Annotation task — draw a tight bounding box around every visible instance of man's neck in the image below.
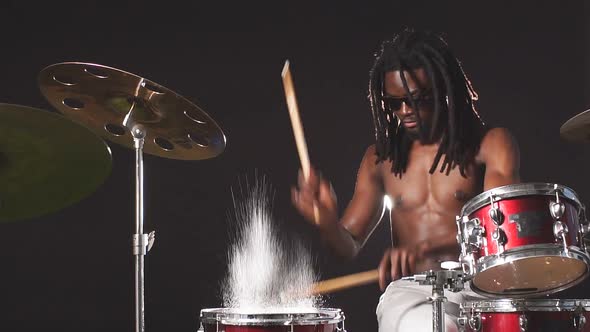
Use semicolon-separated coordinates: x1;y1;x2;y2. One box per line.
410;131;444;149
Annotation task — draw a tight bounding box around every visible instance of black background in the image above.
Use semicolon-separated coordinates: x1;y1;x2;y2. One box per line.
0;1;588;331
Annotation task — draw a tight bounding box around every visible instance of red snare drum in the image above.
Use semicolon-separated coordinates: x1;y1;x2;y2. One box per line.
198;308;345;332
457;183;590;297
459;299;590;332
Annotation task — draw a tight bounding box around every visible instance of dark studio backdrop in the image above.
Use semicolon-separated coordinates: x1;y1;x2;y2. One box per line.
0;1;588;331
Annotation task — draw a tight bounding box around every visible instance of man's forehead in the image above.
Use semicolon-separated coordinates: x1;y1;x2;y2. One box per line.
384;68;431;92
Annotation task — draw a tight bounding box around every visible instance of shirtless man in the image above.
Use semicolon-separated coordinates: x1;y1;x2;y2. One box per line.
291;29;520;331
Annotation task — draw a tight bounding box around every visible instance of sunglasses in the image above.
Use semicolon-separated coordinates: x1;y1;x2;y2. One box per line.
382;92;433;112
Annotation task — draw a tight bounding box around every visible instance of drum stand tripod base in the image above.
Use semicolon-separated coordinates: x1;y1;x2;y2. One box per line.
429;287;447;332
403;267;464;332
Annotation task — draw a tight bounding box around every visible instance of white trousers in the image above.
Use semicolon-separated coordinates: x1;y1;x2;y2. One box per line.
376;280;483;332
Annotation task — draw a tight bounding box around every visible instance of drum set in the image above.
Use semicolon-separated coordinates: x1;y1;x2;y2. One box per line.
4;59;590;332
397;111;590;331
399;181;590;331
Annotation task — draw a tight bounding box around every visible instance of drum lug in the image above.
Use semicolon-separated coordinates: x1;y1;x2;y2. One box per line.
553;221;569;239
551;189;570;254
468;312;481;331
519;313;528;332
489;207;504;226
461;252;476;276
574;303;587;331
457;315;467;331
492;228;507;246
457;216;484;274
464;217;485;249
553;220;570;254
488;193;504;226
579;205;589;235
550;201;565;219
337;314;346;332
456;215;467;252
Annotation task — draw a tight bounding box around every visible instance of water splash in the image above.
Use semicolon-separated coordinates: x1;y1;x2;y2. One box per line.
222;178;322;312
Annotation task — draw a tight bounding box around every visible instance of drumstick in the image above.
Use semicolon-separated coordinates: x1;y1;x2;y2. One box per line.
281;60;311;179
310;269;379;295
281;60;320;222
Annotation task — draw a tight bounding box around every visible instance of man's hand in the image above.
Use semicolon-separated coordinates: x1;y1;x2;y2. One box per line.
291;167;339;231
378;242;430;291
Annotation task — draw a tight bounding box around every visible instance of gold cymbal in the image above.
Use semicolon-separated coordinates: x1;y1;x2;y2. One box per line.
560;109;590;142
0;103;112;222
38;62;226;160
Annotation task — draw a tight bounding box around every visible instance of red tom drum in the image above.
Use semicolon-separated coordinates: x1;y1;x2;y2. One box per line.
459;299;590;332
457;183;590;297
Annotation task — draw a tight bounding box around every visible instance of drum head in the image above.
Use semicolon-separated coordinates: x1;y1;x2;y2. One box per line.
199;308;344;326
471;246;590;297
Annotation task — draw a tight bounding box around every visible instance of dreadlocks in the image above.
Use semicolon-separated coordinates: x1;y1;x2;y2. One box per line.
368;28;487;177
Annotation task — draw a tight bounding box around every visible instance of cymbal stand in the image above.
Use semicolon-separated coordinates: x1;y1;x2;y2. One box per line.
402;266;465;332
128;120;155;332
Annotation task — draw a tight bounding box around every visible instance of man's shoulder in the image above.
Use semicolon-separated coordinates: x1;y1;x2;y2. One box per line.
360;144;385;175
362;144;382;165
480;127;517;147
477;127;519;162
364;144;377;157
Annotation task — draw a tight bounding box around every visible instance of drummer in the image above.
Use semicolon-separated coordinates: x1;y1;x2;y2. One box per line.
291;28;520;332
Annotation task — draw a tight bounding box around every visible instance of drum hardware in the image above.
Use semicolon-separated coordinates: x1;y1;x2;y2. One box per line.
38;62;226;332
519;313;528;332
402;261;465;332
456;215;485;275
574;303;587;331
488;193;506;254
457;307;482;332
488;194;504;225
0;103;112;222
579;208;589;253
550;185;570;254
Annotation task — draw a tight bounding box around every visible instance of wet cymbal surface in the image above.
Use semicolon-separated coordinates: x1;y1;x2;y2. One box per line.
560;109;590;142
0;103;112;222
39;62;226;160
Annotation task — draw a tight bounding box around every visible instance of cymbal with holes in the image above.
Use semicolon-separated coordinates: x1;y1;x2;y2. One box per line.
0;103;112;222
560;109;590;143
38;62;226;160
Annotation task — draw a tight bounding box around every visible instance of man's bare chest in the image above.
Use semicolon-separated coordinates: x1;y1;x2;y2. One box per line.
380;155;483;211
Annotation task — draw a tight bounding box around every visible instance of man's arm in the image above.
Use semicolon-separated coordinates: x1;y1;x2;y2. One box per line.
477;127;521;190
292;145;385;259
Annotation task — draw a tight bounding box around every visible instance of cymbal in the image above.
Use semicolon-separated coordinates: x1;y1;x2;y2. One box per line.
38;62;226;160
0;103;112;222
560;109;590;142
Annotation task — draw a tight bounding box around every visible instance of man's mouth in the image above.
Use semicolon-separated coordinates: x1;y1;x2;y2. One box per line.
402;119;418;128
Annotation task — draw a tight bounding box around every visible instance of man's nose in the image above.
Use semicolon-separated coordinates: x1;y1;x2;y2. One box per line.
399;101;414;115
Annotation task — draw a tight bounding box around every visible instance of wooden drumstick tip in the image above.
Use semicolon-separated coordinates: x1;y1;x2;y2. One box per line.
313;204;320;224
281;60;290;78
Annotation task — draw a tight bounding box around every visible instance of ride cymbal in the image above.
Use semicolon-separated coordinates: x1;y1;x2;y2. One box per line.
38;62;226;160
560;109;590;142
0;103;112;222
